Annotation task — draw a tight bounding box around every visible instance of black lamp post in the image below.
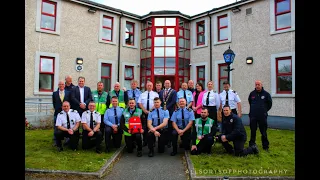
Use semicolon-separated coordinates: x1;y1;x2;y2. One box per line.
223;46;235;83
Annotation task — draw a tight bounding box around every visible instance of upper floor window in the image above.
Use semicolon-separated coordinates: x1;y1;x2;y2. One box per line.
218;14;228;42
276;57;292;94
270;0;295;34
36;0;61;35
197;21;205;45
102;16;113;41
101;63;112;92
125;21;135;46
213;12;231;45
197;66;205;86
125;65;134;80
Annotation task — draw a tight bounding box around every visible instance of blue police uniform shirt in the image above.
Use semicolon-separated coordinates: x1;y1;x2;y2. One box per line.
176;89;194;104
127;88;141;107
171;107;195;128
147;107;169;127
104;106;124;126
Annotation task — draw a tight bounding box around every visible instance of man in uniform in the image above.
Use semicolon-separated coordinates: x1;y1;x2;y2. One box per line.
126;79;141;108
107;82;128;109
147;97;169;157
170;98;194;156
120;98;144;157
216;105;259;156
81;101;103;154
55;101;81;152
187;80;195;93
91;81;108;139
176;82;193;109
190;107;216;155
104;96;124;152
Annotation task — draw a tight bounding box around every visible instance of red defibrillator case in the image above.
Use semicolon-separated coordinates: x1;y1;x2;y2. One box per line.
128;116;143;134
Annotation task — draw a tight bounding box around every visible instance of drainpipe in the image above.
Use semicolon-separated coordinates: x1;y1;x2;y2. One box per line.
117;12;123;82
208;11;213;80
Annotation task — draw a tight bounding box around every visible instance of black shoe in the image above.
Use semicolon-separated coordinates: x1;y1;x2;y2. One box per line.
251;145;259;154
105;148;110;153
137;151;142;157
96;149;102;154
57;147;63;152
170;151;177;156
263;147;269;152
148;150;154;157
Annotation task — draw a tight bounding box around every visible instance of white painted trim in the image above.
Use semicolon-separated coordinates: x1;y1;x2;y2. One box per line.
191;62;209;88
270;51;295;97
99;12;118;45
214;60;233;92
191;17;209;49
213;11;232;45
98;59;117;87
120;62;139;90
122;18;140;49
36;0;61;35
270;0;295;35
34;51;60;95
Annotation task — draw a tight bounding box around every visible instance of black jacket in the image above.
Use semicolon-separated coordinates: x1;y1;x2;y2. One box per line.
222;113;246;142
248;87;272;118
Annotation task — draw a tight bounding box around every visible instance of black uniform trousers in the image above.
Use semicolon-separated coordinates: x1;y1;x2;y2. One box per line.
141;112;150;144
124;133;142;153
55;129;80;150
82;130;102;150
222;139;255;156
100;114;105;139
191;135;214;155
172;129;191;153
164;112;173;146
105;126;123;149
249;115;269;149
148;129;167;153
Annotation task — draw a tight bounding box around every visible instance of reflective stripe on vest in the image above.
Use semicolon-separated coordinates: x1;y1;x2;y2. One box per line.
194;118;214;145
92;91;108;115
109;90;126;109
123;108;142;136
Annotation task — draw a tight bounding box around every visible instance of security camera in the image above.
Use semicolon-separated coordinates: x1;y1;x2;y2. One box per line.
189;63;192;66
137;64;140;67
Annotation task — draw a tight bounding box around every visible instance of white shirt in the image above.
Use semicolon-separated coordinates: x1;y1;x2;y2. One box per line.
202;90;221;110
56;109;81;129
219;89;241;109
78;86;85;103
138;90;159;110
81;110;101;129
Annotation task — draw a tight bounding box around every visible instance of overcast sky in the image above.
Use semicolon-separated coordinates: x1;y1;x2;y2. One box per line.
90;0;238;16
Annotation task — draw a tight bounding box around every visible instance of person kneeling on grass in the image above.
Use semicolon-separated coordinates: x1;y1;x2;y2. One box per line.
215;105;259;156
190;107;216;155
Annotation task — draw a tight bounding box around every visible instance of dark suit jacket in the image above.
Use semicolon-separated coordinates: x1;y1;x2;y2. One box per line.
159;88;177;116
70;86;92;114
52;90;70;116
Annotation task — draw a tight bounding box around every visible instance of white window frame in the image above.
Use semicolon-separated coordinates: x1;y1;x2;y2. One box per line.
36;0;62;35
270;51;295;97
34;51;60;95
213;11;232;45
214;60;233;93
191;62;209;88
122;18;139;49
191;17;209;49
270;0;295;35
98;59;117;87
120;62;139;90
99;12;118;45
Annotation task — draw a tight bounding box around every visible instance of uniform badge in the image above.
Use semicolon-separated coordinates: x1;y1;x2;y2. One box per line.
261;96;265;99
230;119;233;123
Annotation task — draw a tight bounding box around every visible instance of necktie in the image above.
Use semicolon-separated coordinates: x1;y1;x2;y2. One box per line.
60;92;64;102
183;90;187;100
66;113;70;129
90;112;94;129
133;90;135;99
147;92;150;111
165;89;168;97
225;90;229;105
206;92;210;106
114;108;118;125
181;108;185;128
156;109;161;126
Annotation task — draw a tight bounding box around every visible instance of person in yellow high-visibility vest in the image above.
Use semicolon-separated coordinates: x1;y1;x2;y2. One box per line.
190;107;217;155
107;82;128;109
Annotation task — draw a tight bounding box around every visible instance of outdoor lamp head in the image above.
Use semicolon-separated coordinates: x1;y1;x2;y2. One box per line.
76;58;83;65
223;46;235;65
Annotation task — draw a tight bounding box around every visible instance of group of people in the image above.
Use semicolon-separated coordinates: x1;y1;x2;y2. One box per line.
52;75;272;157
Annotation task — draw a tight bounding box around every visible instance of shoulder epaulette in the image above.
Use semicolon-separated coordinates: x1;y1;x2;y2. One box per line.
71;109;77;113
151;108;156;112
232;90;237;94
187;108;193;112
59;111;63;114
119;107;124;109
174;108;180;112
94;111;100;114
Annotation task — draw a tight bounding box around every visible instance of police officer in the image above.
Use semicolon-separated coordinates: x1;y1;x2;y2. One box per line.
55;101;81;152
107;82;128;109
81;101;103;154
104;96;124;152
216;105;259;156
176;82;193;109
147;97;169;157
91;81;108;139
202;81;220;127
219;81;242;117
248;80;272;151
170;98;195;156
120;98;144;157
126;80;141;108
190;107;216;155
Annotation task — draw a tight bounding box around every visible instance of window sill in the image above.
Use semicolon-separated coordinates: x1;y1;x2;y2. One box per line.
123;44;138;49
99;40;117;45
36;29;60;35
271;94;295;98
193;44;208;49
214;39;231;46
270;28;295;35
34;91;53;96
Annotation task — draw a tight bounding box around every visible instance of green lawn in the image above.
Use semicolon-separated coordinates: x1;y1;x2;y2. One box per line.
25;129;121;172
189;126;295;177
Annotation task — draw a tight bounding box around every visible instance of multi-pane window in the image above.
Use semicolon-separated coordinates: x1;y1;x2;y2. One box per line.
218;14;228;42
197;66;205;86
275;0;291;30
39;56;54;92
126;21;135;45
101;63;112;92
276;57;292;93
102;16;113;41
218;63;228;93
40;0;57;31
124;65;134;89
140;18;152;92
178;18;191;84
197;21;205;45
